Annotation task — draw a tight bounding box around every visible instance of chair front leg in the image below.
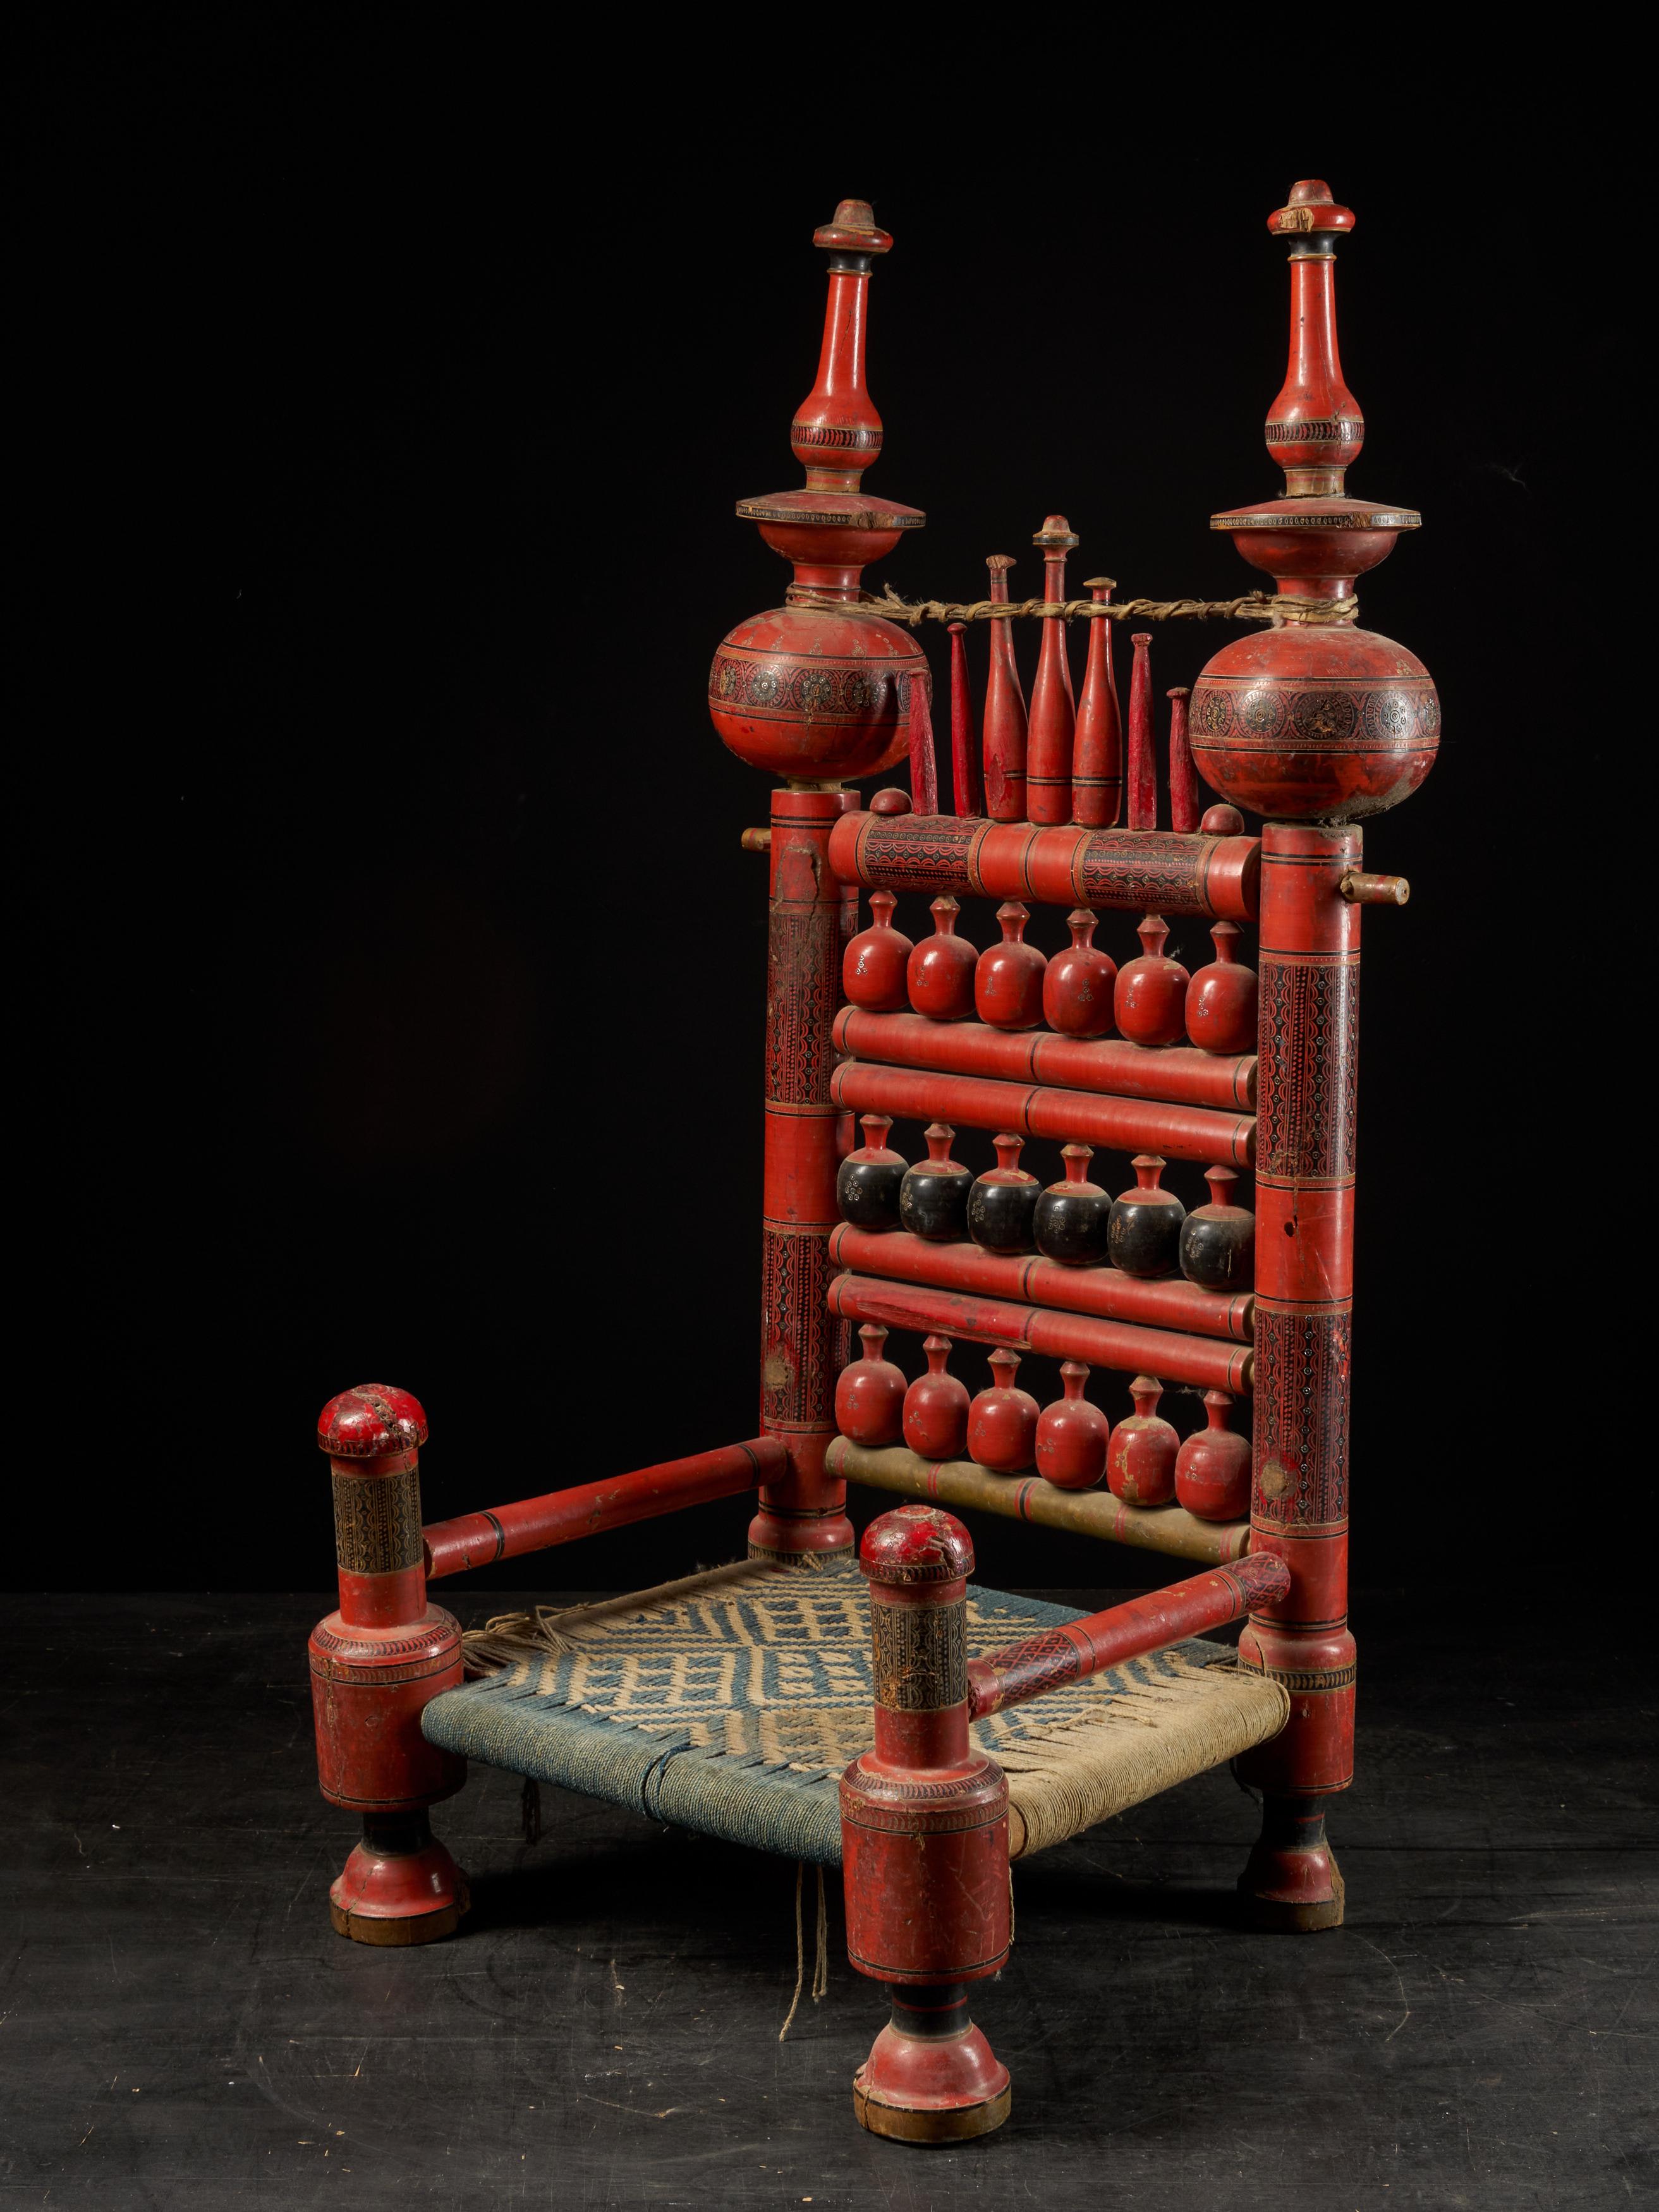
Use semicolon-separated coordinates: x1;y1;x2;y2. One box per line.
840;1505;1011;2143
308;1385;468;1943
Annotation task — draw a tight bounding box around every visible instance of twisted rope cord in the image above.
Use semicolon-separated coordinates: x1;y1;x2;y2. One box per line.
791;586;1359;627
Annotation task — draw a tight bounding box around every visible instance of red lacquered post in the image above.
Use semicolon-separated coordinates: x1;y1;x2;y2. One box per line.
1026;516;1078;823
1236;820;1360;1928
308;1385;468;1945
1167;686;1198;832
756;789;856;1557
981;555;1027;822
947;621;980;817
1126;633;1156;829
841;1507;1011;2142
1072;579;1122;825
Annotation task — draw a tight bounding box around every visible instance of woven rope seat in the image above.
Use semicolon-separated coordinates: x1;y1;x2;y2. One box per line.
422;1556;1289;1865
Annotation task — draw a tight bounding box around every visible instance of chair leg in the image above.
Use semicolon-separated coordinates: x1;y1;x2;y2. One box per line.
310;1386;468;1943
853;1983;1011;2145
329;1810;470;1946
1238;1791;1345;1933
841;1505;1012;2143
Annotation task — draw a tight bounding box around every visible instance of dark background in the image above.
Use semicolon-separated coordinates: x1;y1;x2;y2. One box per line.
13;20;1636;1596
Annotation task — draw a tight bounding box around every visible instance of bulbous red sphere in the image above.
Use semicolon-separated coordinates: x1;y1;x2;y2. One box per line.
843;891;913;1011
1175;1391;1252;1521
710;604;925;781
901;1335;969;1461
906;897;977;1021
1184;921;1258;1055
1042;910;1116;1038
1035;1361;1109;1490
1114;917;1189;1048
1106;1377;1177;1505
974;903;1045;1031
835;1324;908;1448
966;1349;1038;1473
1189;623;1437;822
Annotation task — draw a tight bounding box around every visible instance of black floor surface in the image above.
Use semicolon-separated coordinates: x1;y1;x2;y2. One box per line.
2;1589;1652;2209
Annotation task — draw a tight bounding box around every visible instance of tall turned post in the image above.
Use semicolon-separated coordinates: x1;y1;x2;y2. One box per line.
1237;823;1360;1927
1186;182;1435;1928
755;789;856;1557
841;1506;1011;2142
981;554;1027;822
1072;578;1121;826
308;1385;468;1944
1026;514;1078;823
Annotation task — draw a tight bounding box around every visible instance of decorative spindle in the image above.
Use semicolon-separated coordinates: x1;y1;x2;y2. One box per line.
836;1323;909;1449
1105;1375;1177;1506
1184;920;1258;1055
1035;1361;1110;1491
908;662;939;816
1114;915;1191;1047
1167;686;1198;833
902;1335;970;1461
1179;1165;1256;1292
1072;578;1121;827
981;555;1027;822
843;890;914;1012
1200;801;1246;836
906;896;978;1021
948;621;980;817
1042;909;1116;1038
974;902;1046;1031
967;1134;1040;1256
710;200;927;782
898;1123;972;1242
836;1114;909;1230
967;1348;1039;1474
1126;633;1155;830
1026;516;1078;824
1174;1389;1252;1521
1189;181;1438;821
1033;1143;1111;1268
1107;1155;1186;1280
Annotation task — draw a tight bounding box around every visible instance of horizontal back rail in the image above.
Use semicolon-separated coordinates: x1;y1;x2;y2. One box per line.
831;1062;1255;1168
828;811;1260;921
833;1007;1256;1112
828;1223;1251;1342
828;1273;1251;1394
827;1437;1249;1562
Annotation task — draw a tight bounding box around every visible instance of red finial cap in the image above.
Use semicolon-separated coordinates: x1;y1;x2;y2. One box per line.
860;1502;975;1584
1268;179;1356;236
317;1384;428;1458
813;198;893;254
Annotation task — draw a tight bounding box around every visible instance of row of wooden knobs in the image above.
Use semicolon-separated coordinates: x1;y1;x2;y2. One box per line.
839;1116;1254;1291
836;1327;1250;1521
846;894;1256;1055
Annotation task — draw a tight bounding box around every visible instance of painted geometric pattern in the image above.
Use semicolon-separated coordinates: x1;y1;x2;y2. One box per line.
1257;954;1359;1181
1253;1304;1352;1528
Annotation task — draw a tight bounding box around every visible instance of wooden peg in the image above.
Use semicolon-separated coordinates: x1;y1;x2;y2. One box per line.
1167;686;1198;833
981;554;1027;822
947;621;981;817
1073;579;1122;826
1127;633;1155;829
1026;516;1078;823
907;664;939;817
